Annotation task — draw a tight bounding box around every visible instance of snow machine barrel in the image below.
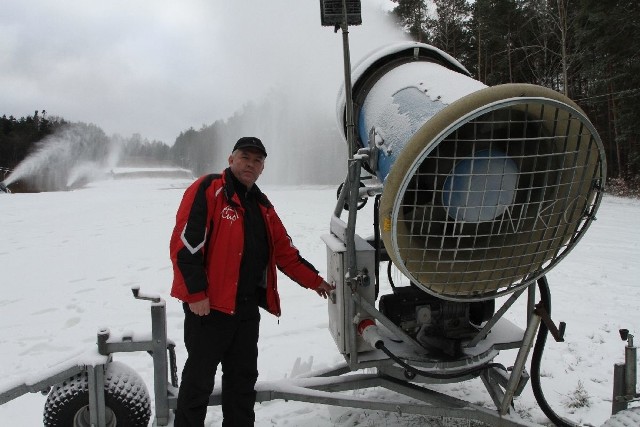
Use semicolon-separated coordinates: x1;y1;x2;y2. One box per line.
0;182;10;194
338;41;606;301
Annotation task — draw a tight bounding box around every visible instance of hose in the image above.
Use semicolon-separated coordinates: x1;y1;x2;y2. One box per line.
531;276;579;427
386;261;396;290
373;195;381;298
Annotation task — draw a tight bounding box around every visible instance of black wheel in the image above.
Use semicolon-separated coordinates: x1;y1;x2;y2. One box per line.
43;361;151;427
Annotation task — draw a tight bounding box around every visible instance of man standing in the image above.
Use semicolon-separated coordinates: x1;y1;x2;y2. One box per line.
170;137;333;426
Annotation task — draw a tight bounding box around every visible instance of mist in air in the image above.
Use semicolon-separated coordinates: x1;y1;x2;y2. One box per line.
217;1;407;184
3;124;122;191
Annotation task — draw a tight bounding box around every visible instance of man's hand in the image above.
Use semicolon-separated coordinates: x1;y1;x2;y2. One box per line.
315;280;335;299
189;298;210;316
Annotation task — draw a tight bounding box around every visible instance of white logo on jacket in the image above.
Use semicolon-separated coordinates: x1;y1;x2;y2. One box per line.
221;206;239;222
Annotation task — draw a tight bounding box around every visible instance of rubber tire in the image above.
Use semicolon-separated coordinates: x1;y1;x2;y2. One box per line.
43;361;151;427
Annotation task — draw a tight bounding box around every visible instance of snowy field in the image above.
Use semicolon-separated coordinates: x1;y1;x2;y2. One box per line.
0;175;639;426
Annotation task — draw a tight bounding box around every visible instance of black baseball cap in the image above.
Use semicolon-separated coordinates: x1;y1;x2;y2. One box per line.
233;137;267;157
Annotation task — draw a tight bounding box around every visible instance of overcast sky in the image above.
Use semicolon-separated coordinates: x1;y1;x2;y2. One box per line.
1;0;402;143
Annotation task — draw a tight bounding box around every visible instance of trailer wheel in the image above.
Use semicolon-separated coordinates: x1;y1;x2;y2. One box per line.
43;361;151;427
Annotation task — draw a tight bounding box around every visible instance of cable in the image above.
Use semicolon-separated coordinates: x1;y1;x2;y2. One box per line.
530;276;579;427
386;261;396;290
373;195;381;298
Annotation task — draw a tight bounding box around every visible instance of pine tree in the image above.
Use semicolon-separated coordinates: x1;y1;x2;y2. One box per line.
426;0;474;66
575;0;640;179
390;0;429;42
472;0;526;84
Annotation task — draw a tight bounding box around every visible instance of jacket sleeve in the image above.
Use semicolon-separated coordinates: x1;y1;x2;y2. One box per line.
269;209;323;290
170;176;214;302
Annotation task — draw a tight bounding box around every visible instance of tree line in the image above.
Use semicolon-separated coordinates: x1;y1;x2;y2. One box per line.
1;111;67;173
0;113;174;191
1;113;173;173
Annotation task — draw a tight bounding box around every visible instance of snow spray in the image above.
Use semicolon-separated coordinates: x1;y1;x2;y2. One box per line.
4;123;122;192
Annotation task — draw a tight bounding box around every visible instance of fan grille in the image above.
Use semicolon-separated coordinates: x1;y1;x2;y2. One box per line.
384;98;605;301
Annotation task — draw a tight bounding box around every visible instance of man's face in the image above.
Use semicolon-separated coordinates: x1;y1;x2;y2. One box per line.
228;148;265;188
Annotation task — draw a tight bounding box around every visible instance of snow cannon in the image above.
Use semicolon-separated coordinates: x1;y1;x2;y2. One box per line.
336;41;606;301
0;182;10;194
323;40;608;424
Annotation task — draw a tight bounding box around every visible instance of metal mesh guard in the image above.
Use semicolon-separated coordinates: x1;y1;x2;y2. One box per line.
385;97;605;301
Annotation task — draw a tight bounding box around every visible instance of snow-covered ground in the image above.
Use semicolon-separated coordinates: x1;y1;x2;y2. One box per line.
0;175;638;426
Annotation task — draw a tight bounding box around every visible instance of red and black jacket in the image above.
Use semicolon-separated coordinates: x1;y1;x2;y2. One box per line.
170;169;323;316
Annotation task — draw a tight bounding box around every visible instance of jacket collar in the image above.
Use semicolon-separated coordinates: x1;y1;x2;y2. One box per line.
222;168;272;209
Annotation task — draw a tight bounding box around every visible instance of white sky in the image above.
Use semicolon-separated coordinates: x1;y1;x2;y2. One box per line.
1;0;399;143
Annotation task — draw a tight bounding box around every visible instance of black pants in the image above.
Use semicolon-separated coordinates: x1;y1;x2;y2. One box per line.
174;301;260;427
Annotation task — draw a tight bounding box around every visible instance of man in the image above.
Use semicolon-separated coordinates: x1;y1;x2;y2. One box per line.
170;136;333;426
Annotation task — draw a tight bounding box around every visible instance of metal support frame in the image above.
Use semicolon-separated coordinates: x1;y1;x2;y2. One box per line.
612;364;628;415
151;301;171;424
87;365;107;426
207;367;538;426
0;365;87;406
329;0;368;374
499;306;542;415
95;288;176;426
612;331;639;414
625;335;638;400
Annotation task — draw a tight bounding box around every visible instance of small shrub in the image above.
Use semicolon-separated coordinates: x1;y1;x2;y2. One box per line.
564;380;591;409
